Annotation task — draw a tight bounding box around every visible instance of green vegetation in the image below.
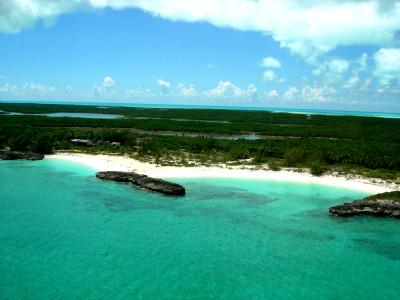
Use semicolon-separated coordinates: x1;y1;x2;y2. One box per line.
363;191;400;203
310;161;326;176
0;102;399;181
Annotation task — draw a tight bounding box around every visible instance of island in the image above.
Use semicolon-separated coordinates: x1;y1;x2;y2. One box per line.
96;171;186;196
0;102;399;189
329;191;400;218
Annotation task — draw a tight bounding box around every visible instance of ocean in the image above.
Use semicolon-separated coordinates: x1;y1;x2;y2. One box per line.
1;100;400;119
1;159;399;299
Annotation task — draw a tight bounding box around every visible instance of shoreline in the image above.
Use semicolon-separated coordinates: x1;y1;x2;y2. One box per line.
46;152;397;194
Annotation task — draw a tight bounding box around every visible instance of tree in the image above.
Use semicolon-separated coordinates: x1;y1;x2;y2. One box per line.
310;161;325;176
284;148;306;166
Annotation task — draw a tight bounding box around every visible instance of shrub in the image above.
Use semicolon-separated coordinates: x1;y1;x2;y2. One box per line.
268;161;281;171
310;161;326;176
284;148;306;166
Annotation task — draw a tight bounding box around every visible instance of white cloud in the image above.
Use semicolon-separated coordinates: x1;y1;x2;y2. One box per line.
329;59;350;74
0;83;18;94
2;1;400;59
343;75;359;89
246;84;258;100
312;58;350;83
205;81;257;99
123;87;153;99
157;79;171;89
157;78;171;94
283;87;298;101
265;89;279;98
262;56;281;68
177;84;197;97
205;81;240;98
102;76;115;87
263;70;276;81
282;85;336;103
374;48;400;85
301;85;336;103
357;53;368;71
0;81;60;99
94;76;116;97
360;77;372;91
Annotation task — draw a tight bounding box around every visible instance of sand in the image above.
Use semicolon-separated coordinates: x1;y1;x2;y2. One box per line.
46;152;397;194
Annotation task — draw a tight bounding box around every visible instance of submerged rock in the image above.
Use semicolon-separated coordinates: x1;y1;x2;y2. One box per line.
96;171;185;196
0;150;44;161
329;191;400;218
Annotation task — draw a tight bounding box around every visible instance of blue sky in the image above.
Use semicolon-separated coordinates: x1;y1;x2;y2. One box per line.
0;1;399;112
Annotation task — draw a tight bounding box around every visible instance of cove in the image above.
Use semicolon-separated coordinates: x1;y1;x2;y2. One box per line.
0;159;399;299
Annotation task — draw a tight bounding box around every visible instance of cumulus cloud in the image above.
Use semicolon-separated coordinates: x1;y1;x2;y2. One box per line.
312;58;350;83
374;48;400;85
282;85;336;103
102;76;115;87
157;79;171;88
0;82;56;97
343;75;360;89
301;85;336;103
157;78;171;94
0;0;90;34
123;87;153;99
205;81;257;99
265;89;279;98
263;70;276;81
94;76;116;97
205;81;240;98
262;56;281;68
357;53;368;71
329;59;350;74
177;84;197;97
2;1;400;59
283;87;299;101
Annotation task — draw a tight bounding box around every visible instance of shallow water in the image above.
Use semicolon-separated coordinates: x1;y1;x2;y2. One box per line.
2;101;400;118
43;112;123;119
0;110;123;119
1;160;399;299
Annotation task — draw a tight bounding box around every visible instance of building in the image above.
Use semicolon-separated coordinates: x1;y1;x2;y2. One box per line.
71;139;93;146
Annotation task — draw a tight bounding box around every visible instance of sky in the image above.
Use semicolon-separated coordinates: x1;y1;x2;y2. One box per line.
0;0;400;112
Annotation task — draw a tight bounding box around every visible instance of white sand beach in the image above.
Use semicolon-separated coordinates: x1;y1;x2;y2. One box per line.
47;152;397;194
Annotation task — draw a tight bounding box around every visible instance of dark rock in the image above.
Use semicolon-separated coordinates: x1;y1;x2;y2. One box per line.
0;150;44;161
96;171;185;196
329;191;400;218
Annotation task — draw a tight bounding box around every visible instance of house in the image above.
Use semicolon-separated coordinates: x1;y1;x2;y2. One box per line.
71;139;93;146
96;140;121;148
96;140;111;146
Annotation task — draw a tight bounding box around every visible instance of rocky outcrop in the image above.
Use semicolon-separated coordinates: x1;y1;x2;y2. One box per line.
0;150;44;161
329;191;400;218
96;171;185;196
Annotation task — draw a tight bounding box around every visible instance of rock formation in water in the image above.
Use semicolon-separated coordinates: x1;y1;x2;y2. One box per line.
329;191;400;218
96;171;185;196
0;150;44;161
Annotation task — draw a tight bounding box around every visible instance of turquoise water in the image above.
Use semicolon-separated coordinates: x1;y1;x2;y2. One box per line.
1;160;400;299
0;111;123;119
44;112;123;119
1;101;400;118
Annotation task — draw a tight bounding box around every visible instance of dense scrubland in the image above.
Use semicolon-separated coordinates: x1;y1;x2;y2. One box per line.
0;103;399;180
